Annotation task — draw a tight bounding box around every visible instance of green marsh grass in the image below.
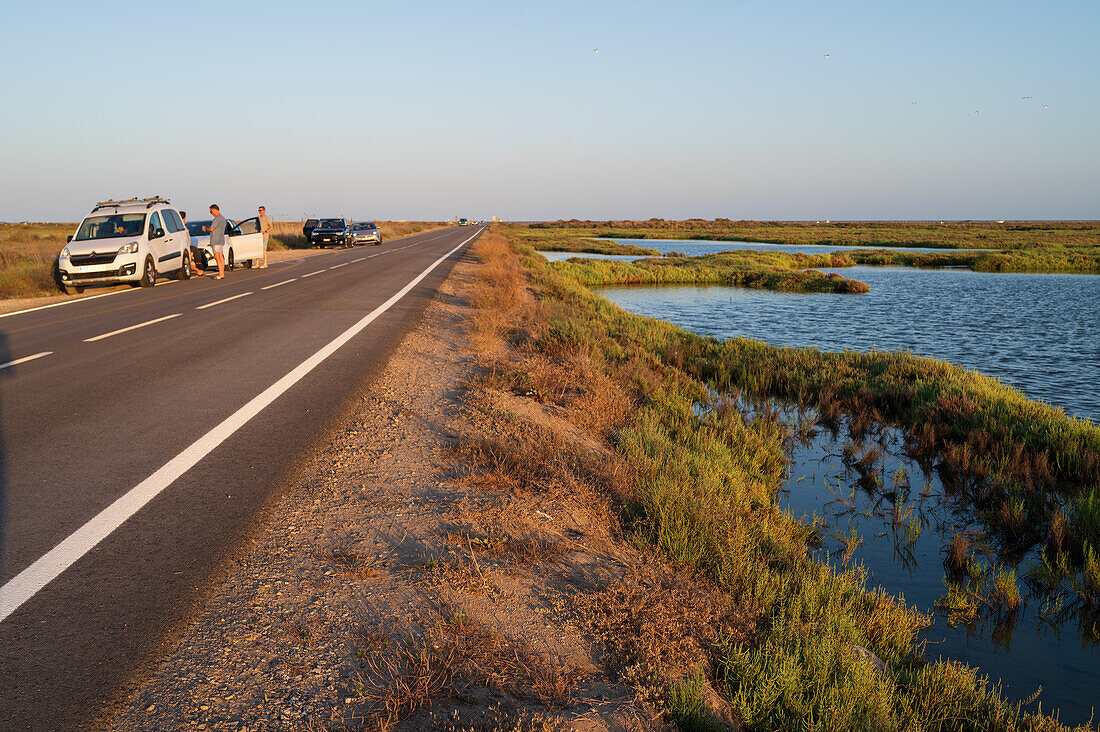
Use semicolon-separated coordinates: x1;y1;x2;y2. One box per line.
482;228;1095;729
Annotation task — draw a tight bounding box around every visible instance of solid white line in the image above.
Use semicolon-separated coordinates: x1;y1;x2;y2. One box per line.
83;313;182;342
261;279;296;291
302;269;325;278
0;351;53;371
196;292;253;310
350;257;365;263
329;262;349;270
0;229;479;623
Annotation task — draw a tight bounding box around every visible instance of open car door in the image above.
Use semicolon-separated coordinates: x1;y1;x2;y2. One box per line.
228;216;264;267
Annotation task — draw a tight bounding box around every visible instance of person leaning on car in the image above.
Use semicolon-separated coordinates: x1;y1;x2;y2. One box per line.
202;204;228;280
258;205;272;269
180;211;204;277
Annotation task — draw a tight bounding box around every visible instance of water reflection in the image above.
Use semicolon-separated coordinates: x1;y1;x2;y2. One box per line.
705;389;1100;724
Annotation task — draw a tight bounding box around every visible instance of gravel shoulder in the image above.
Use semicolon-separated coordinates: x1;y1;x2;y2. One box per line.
107;253;663;731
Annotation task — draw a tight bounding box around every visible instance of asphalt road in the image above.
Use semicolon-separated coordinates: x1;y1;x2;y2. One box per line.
0;225;483;730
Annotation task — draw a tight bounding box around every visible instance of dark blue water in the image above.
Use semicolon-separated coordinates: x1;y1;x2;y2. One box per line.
584;253;1100;724
594;267;1099;425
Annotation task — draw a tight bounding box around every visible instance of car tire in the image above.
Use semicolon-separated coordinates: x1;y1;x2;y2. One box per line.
227;249;235;271
179;252;192;280
63;284;84;295
139;256;157;287
244;258;253;269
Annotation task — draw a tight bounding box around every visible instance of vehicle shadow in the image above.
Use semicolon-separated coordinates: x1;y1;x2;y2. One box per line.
0;332;8;585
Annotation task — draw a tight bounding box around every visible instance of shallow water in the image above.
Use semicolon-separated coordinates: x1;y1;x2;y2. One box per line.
772;407;1100;725
588;254;1100;723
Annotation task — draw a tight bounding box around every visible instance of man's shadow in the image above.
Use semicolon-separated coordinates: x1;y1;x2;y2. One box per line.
0;332;9;585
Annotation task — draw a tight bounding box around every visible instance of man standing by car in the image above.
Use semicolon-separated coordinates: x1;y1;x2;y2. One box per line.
202;204;227;280
257;205;272;268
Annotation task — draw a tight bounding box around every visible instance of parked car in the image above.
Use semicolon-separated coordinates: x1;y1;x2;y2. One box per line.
344;221;382;246
458;218;469;226
58;196;193;293
310;218;347;247
186;216;265;270
302;218;319;241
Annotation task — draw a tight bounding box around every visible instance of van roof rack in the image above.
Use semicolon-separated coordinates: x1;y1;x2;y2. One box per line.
92;196;170;212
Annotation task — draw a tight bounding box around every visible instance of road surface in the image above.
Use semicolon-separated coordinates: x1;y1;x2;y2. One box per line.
0;225;483;730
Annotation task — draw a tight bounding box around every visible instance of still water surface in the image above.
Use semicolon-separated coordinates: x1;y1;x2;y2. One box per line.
557;240;1100;723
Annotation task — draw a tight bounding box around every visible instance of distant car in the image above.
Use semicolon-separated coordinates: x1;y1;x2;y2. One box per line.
186;217;265;270
58;196;193;293
302;218;319;241
458;218;469;226
344;221;382;246
310;218;347;247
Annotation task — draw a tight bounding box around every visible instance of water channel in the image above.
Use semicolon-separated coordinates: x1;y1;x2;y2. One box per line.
542;239;1100;724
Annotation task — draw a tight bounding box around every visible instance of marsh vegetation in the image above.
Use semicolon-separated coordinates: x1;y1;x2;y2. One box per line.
473;225;1098;729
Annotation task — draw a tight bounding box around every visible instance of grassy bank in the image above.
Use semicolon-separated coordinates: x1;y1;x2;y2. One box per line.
0;222;72;299
506;219;1100;250
470;226;1095;730
504;220;1100;276
556;250;871;293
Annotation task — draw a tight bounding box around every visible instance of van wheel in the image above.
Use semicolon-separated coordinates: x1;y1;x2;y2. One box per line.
179;252;192;280
139;256;157;287
244;258;253;269
227;249;235;270
63;284;84;295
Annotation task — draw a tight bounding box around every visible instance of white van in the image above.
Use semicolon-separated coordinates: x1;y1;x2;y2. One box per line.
58;197;193;293
185;216;265;271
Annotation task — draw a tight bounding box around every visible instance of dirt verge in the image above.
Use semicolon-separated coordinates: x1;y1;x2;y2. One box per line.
109;246;723;731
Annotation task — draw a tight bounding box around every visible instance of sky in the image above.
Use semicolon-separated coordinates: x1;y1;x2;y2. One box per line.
1;0;1097;222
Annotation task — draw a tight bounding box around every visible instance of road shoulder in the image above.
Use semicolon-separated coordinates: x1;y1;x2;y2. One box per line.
108;249;659;731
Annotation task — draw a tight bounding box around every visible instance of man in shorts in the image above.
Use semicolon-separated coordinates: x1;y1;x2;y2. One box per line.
202;204;228;279
257;205;272;268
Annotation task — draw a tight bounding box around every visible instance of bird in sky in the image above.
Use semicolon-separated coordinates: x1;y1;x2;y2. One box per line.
1022;96;1032;100
974;109;980;114
593;48;598;54
824;53;830;59
1043;104;1048;110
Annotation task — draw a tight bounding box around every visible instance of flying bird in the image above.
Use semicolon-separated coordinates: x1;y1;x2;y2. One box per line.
824;53;830;59
1022;96;1032;100
593;48;598;54
974;110;980;114
1043;104;1048;110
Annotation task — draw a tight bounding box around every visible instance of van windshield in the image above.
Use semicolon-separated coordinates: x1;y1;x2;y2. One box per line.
75;214;146;240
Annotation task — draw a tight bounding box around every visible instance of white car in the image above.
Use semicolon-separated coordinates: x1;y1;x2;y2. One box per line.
185;216;265;271
58;197;193;293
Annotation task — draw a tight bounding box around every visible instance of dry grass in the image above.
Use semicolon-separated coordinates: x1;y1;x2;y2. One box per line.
0;222;70;298
354;607;580;731
565;573;757;707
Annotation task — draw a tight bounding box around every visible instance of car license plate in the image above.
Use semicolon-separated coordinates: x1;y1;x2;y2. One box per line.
75;264;111;273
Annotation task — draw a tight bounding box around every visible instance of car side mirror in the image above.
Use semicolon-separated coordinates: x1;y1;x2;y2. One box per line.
154;227;165;239
66;235;73;243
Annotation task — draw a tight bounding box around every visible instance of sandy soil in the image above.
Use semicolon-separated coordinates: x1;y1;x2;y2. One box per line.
107;255;662;731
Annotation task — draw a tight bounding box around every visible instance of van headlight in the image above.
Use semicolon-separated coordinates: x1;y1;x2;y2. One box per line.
117;241;139;254
60;247;70;259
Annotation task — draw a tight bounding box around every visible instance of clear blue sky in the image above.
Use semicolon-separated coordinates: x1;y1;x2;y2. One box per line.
2;0;1097;222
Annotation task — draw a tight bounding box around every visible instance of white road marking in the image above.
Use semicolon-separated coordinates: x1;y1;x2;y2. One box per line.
0;229;480;623
0;280;178;320
0;351;53;371
329;262;349;270
302;269;325;278
83;313;182;342
196;292;253;310
350;257;365;263
261;279;296;291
